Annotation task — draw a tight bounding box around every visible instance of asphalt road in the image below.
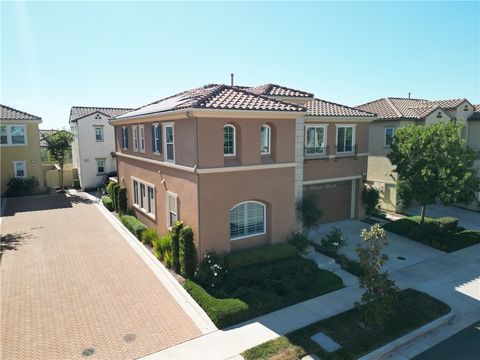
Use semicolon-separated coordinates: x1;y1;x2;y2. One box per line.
412;322;480;360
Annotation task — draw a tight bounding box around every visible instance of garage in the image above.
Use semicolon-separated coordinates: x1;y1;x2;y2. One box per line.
304;180;353;223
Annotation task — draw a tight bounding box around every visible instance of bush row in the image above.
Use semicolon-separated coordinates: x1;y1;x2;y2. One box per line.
5;177;40;197
121;215;147;241
101;195;114;211
226;243;297;269
105;182;127;214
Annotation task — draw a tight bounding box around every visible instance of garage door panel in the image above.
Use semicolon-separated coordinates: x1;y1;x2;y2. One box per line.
304;181;351;223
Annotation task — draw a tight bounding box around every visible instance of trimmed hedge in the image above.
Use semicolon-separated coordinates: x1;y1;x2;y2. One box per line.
171;221;183;273
121;215;147;241
101;195;114;211
184;279;249;328
112;184;120;212
118;187;127;214
227;243;297;269
179;226;196;279
106;182;115;197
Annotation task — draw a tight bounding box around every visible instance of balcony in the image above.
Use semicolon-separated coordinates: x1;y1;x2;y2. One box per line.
334;144;358;159
304;145;329;159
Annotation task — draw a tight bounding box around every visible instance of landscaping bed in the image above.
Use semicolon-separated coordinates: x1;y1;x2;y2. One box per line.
382;216;480;252
242;288;450;360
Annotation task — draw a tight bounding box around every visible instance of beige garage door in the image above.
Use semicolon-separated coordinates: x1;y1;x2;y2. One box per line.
304;181;352;223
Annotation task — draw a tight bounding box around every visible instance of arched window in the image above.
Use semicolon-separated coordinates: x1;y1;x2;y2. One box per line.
260;124;271;154
224;124;236;156
230;201;266;240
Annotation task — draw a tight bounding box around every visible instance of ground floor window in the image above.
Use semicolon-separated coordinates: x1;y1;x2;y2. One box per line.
96;158;106;174
132;177;155;219
167;191;178;228
230;201;265;240
13;161;26;178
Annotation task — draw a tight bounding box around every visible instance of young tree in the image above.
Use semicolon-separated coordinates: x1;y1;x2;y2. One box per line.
44;130;75;191
362;186;380;219
355;224;398;327
387;122;479;224
296;193;323;236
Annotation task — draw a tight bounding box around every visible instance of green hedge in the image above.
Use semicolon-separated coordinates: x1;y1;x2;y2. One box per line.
101;195;114;211
106;182;115;197
121;215;147;241
184;280;249;328
227;243;297;269
118;187;127;214
171;221;183;274
112;184;120;212
179;226;196;279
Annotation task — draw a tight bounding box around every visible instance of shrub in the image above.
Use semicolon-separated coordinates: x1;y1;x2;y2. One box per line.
121;215;147;241
184;279;249;328
363;186;380;217
101;195;114;211
407;223;439;241
195;251;228;289
141;227;158;246
153;233;172;266
106;182;115;197
5;176;40;197
287;231;310;255
382;218;418;236
436;217;458;232
227;243;296;270
73;179;81;190
112;184;120;212
170;221;183;273
320;227;347;255
296;194;322;235
179;226;196;279
117;187;127;214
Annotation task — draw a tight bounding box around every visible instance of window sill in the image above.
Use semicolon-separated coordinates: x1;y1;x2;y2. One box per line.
230;231;266;241
133;204;156;220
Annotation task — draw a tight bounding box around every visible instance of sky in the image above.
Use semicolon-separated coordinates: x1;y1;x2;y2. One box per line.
1;1;479;129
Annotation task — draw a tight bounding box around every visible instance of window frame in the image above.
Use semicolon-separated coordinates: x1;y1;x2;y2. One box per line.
229;201;266;240
153;123;161;154
96;158;106;174
384;127;395;147
94;126;104;142
132;125;139;152
260;124;271;155
139;125;145;153
163;123;175;163
335;124;356;154
132;176;156;219
1;125;27;146
166;191;178;229
121;126;128;150
304;124;327;155
12;160;27;178
223;124;236;157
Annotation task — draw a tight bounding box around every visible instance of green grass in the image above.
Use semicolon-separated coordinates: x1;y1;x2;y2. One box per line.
242;289;450;360
186;256;344;328
310;242;363;277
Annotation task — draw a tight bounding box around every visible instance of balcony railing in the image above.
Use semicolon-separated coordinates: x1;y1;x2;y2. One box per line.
304;145;329;159
334;144;358;158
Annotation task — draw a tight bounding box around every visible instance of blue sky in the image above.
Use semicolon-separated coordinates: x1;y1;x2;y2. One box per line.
2;1;479;129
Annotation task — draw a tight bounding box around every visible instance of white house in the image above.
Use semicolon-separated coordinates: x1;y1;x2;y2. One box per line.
69;106;132;189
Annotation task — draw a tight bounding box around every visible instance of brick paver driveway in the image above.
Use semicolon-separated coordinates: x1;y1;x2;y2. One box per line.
1;194;201;360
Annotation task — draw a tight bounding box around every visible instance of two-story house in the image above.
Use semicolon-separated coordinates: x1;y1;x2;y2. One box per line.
1;105;44;194
110;84;375;256
69;106;132;189
357;97;479;211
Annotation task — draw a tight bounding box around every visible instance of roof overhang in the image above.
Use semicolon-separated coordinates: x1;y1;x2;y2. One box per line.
305;115;376;123
0;118;42;124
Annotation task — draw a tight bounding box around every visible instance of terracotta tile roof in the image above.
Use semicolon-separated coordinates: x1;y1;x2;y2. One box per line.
1;104;41;120
420;98;468;109
470;104;480;120
39;129;58;147
245;84;314;98
69;106;133;122
115;84;306;120
306;98;375;117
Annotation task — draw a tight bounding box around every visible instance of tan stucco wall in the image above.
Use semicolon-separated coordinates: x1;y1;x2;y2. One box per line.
304;156;367;182
1;122;44;194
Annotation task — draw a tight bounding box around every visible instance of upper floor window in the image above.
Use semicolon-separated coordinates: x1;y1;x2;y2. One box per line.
121;126;128;149
230;201;266;240
167;191;178;228
305;125;326;155
132;126;139;152
1;125;26;145
152;124;161;153
95;126;104;142
96;158;106;174
164;123;175;162
13;161;26;178
260;125;271;155
224;124;236;156
139;125;145;152
384;127;395;147
336;125;354;153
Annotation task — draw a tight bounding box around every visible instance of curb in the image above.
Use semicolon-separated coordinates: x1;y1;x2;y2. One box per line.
359;312;456;360
76;190;218;335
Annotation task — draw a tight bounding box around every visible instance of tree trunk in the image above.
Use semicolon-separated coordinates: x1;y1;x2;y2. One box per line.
420;205;426;224
60;161;64;192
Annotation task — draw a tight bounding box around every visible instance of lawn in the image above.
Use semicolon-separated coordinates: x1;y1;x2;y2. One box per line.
242;289;450;360
382;216;480;252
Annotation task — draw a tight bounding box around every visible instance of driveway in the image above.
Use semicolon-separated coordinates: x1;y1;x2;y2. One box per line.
311;219;444;272
406;204;480;231
1;194;202;360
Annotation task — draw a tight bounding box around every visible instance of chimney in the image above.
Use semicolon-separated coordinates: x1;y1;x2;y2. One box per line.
408;92;411;99
230;73;234;86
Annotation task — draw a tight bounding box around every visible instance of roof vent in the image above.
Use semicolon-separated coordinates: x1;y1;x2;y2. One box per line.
230;73;234;86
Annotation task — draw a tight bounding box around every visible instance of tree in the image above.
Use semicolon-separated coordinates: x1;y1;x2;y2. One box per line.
296;193;323;236
355;224;398;327
362;186;380;219
387;122;479;224
43;130;75;191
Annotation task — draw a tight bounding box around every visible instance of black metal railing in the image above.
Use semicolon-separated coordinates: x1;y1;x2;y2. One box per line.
334;144;358;158
304;145;329;158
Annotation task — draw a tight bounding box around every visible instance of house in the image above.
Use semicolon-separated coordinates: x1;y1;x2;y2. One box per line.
357;97;479;211
110;84;375;256
0;105;44;194
69;106;132;189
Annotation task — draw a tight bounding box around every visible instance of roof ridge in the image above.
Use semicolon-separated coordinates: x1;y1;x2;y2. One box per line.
1;104;41;119
70;106;133;110
384;97;403;117
191;84;226;107
268;83;314;97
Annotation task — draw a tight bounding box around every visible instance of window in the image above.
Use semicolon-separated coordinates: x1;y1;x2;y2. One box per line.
96;158;106;174
13;161;26;178
164;124;175;162
133;180;139;205
224;124;236;156
139;125;145;152
260;125;271;155
152;124;161;153
167;192;178;228
336;125;354;153
305;125;326;155
230;201;266;240
140;183;145;208
132;126;139;152
94;126;104;142
132;177;155;218
121;126;128;149
147;186;155;215
384;127;395;147
1;125;27;145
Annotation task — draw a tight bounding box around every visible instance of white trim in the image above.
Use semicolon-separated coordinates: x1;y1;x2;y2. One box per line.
132;125;139;152
223;124;236;157
163;122;175;163
12;160;27;178
304;124;327;156
303;175;362;186
335;124;356;154
95;158;106;174
260;124;271;155
116;152;195;173
1;124;28;146
196;162;296;174
384;127;395;147
367;178;397;185
139;124;145;153
166;191;178;229
350;179;356;219
94;126;104;142
153;123;161;154
230;200;266;241
131;176;156;220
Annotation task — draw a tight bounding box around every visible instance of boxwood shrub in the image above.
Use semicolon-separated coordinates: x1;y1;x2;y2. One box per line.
117;187;127;214
179;226;196;279
101;195;114;211
121;215;147;241
112;184;120;212
184;279;249;328
227;243;297;269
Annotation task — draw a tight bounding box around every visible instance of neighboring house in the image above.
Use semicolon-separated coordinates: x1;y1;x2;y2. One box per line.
110;83;375;257
0;105;44;194
69;106;132;189
357;97;479;211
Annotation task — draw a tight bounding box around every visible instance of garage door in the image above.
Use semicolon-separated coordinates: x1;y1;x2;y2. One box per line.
304;181;352;223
